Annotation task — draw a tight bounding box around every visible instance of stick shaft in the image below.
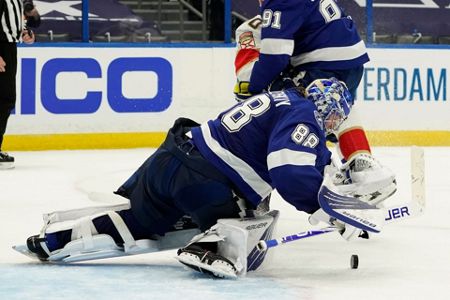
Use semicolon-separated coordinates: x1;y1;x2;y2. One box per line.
258;227;337;251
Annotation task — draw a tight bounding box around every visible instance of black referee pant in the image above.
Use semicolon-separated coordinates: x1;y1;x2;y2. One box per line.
0;42;17;150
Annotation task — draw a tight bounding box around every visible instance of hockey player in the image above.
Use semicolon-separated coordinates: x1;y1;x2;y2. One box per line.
234;0;395;203
19;79;393;278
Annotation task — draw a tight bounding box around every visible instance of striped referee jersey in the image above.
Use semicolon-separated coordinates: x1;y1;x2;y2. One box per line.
0;0;24;42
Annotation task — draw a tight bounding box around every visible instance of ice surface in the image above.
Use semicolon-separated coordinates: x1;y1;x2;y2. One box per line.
1;147;449;300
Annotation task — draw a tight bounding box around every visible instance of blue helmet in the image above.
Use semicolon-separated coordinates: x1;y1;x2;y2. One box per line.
305;78;352;136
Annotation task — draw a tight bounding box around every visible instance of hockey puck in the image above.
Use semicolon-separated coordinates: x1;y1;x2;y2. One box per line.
350;254;359;269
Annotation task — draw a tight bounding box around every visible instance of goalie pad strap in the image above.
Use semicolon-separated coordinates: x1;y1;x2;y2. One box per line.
71;216;98;251
107;211;136;250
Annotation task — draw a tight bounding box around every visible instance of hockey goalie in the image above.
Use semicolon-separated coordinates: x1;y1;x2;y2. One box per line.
14;78;397;279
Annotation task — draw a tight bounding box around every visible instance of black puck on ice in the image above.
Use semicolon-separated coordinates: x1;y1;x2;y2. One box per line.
350;254;359;269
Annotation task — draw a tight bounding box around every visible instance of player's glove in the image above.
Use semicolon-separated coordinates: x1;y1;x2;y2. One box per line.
233;81;252;102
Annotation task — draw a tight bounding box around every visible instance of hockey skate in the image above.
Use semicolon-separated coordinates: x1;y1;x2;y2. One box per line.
177;243;238;279
0;151;14;169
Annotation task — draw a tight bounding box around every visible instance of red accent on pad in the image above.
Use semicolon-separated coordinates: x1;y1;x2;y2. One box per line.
235;49;260;73
339;128;371;160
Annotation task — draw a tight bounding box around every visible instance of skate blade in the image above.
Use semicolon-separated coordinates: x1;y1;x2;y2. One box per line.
176;256;238;279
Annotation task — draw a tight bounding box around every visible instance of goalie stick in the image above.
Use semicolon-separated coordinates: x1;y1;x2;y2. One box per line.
257;227;338;251
258;147;426;251
383;146;425;223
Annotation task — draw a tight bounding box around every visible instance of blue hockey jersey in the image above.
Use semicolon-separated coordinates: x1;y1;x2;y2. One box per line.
249;0;369;93
191;89;332;213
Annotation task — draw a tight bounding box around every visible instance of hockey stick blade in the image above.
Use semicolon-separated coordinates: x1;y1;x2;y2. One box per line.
384;146;426;223
318;180;383;233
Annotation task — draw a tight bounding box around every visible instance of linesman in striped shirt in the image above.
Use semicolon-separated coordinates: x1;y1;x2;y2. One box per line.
0;0;40;169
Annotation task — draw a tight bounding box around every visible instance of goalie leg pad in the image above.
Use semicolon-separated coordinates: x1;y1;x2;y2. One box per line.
18;210;152;263
49;211;173;262
177;210;280;277
16;209;202;263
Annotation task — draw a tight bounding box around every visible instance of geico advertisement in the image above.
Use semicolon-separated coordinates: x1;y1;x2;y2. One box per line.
11;46;450;134
11;47;236;134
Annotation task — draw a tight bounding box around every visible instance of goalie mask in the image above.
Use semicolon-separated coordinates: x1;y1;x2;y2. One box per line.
305;78;352;136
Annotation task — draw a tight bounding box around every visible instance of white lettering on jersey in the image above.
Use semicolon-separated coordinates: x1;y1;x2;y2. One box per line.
221;95;271;132
319;0;342;23
262;9;282;29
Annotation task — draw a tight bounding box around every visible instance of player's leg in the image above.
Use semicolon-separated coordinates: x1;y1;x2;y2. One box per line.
334;106;396;204
0;43;17;169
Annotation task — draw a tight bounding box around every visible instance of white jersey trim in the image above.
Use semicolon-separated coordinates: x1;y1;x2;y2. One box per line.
267;149;317;170
200;123;272;199
290;40;367;66
260;38;294;56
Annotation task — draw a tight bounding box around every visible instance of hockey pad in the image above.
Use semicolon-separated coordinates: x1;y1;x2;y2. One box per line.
14;210;201;263
177;210;280;277
39;230;201;263
318;174;384;233
219;210;280;275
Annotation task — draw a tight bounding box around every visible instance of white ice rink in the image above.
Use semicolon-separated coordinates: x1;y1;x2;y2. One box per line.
1;147;449;300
